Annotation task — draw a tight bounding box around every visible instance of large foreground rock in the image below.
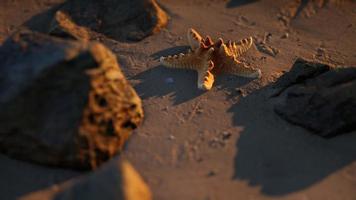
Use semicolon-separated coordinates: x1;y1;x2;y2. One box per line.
51;0;168;41
21;159;152;200
272;58;356;137
0;30;143;169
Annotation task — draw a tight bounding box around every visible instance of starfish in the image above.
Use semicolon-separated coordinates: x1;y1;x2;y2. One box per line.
159;28;262;90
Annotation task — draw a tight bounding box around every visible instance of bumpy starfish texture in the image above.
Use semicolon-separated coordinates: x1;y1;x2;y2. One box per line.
160;28;261;90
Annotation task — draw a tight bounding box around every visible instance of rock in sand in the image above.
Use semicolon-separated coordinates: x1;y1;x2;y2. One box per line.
0;30;143;169
272;58;356;137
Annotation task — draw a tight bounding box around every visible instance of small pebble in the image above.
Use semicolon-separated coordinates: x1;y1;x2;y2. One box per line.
264;32;272;43
168;135;176;140
207;170;217;177
222;131;232;140
281;32;289;39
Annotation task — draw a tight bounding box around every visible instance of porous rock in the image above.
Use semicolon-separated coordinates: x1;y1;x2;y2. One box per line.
272;58;356;137
0;30;143;169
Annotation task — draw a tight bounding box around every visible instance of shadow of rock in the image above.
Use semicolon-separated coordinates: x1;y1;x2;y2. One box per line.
230;72;356;195
214;74;256;99
21;157;152;200
0;154;80;200
23;3;63;33
226;0;259;8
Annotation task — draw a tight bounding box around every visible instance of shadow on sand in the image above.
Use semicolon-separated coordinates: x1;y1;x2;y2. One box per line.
226;0;260;8
229;84;356;195
23;3;63;33
0;154;81;200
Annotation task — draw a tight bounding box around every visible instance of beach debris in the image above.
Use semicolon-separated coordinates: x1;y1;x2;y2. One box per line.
159;28;261;90
255;35;280;57
255;43;280;57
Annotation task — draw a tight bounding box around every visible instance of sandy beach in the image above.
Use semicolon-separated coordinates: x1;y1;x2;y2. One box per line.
0;0;355;199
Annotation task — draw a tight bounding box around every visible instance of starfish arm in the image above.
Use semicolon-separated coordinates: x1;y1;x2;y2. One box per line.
219;43;261;78
203;36;214;46
187;28;203;49
159;47;214;70
197;60;215;90
222;58;261;78
231;36;253;57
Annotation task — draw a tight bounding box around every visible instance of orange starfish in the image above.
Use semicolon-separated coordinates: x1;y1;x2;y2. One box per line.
160;28;261;90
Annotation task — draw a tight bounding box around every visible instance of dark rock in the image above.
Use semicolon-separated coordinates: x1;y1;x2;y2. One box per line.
21;159;152;200
272;58;356;137
47;0;169;42
270;58;332;97
0;30;143;169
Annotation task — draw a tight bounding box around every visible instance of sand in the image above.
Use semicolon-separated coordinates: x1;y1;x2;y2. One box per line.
0;0;355;199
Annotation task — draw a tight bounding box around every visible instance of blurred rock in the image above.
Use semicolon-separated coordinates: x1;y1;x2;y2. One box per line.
57;0;169;41
270;58;331;97
281;32;289;39
0;30;143;169
272;58;356;137
21;159;152;200
48;10;91;41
